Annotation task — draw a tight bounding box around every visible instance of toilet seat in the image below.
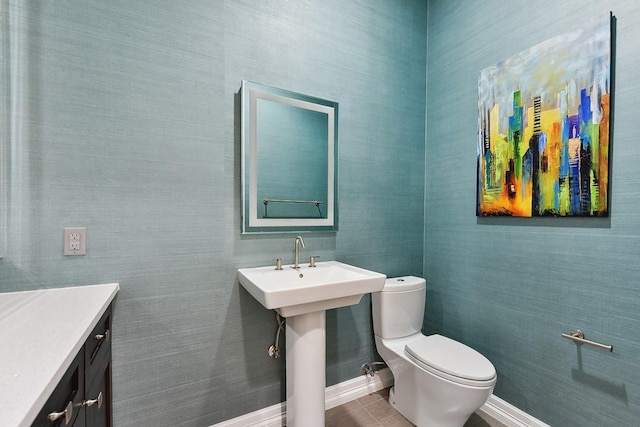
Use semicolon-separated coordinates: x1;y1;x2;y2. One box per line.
405;334;496;387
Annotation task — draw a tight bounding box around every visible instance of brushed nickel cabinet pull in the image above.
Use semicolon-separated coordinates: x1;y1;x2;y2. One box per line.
47;400;73;425
83;391;103;409
95;329;109;342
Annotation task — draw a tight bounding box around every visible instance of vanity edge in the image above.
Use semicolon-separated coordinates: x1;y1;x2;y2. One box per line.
0;283;120;427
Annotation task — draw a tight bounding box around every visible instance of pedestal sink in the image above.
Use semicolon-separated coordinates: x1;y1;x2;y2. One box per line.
237;261;386;427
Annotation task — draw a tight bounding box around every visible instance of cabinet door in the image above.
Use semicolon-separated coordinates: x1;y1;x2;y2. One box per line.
84;304;112;427
85;305;111;384
84;363;110;427
72;406;85;427
31;351;84;427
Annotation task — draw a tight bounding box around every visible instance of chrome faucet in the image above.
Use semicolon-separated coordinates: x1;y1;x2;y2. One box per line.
293;235;305;269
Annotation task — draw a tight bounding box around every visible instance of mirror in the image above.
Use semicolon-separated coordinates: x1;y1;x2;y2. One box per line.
241;81;338;234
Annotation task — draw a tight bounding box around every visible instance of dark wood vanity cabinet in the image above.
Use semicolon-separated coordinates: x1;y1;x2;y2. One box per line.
31;305;112;427
84;305;112;427
30;351;85;427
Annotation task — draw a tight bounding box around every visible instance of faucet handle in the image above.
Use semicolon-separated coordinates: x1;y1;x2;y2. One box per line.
309;256;320;267
272;258;283;270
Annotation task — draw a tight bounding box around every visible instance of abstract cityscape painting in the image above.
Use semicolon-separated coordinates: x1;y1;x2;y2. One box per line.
477;12;612;217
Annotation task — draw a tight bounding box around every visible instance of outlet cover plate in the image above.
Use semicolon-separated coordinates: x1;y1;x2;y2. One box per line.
64;227;86;256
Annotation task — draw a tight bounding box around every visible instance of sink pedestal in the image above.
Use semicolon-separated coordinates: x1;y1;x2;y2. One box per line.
285;310;326;427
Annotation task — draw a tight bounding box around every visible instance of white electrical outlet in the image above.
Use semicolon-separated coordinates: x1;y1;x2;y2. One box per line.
64;227;86;256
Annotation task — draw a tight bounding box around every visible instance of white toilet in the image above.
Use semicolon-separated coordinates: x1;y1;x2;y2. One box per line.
372;276;497;427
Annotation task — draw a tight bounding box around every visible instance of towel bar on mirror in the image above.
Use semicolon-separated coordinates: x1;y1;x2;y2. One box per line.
263;198;323;218
561;329;613;352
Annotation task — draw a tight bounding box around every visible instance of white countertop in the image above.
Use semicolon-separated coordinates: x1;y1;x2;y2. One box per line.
0;283;120;427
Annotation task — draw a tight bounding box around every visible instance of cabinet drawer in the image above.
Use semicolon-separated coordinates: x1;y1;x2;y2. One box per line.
85;305;112;390
31;351;84;427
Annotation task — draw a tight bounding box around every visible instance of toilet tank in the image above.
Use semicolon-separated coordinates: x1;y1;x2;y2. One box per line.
372;276;426;339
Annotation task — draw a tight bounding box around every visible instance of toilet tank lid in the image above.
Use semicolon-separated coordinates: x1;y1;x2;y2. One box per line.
383;276;426;291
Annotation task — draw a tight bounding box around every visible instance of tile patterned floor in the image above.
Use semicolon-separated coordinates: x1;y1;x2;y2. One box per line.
325;387;507;427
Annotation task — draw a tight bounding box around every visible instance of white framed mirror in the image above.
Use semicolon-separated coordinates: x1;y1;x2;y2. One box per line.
241;81;338;234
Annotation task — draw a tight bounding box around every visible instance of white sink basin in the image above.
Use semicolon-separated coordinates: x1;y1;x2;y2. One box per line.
237;260;386;317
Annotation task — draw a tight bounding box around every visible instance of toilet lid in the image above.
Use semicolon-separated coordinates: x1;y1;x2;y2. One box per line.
405;334;496;383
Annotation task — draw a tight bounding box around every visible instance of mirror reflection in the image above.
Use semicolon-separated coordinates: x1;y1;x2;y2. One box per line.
241;81;338;234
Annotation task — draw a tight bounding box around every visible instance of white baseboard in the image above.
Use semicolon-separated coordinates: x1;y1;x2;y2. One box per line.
212;367;549;427
325;366;394;410
211;368;392;427
479;394;551;427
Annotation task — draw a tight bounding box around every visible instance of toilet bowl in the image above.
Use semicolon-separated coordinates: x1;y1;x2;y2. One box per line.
372;276;497;427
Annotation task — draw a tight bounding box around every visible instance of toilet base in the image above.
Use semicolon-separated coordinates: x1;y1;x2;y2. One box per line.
388;378;491;427
378;334;494;427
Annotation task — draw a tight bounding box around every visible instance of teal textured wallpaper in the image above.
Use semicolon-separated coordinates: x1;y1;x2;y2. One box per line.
425;1;640;426
0;1;425;426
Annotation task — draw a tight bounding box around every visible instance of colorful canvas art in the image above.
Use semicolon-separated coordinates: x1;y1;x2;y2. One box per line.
477;12;612;217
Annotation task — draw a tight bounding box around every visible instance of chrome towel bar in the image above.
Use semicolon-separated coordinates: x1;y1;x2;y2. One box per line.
264;198;323;205
263;198;324;218
562;329;613;352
